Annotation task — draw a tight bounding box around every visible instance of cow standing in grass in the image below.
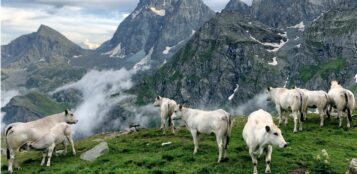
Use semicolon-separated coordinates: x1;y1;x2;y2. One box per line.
296;88;330;127
172;105;233;162
27;122;76;167
243;109;288;174
266;87;307;132
328;81;355;128
154;96;177;134
4;110;78;173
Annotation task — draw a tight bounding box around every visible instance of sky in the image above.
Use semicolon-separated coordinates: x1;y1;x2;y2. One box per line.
1;0;253;49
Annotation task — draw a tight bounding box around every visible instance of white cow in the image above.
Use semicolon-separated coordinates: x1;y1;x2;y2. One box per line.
243;109;288;174
296;88;330;127
154;96;177;134
172;104;233;162
4;110;78;173
267;87;307;132
27;122;76;166
328;81;355;128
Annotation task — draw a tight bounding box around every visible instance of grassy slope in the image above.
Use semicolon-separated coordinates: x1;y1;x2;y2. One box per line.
1;114;357;174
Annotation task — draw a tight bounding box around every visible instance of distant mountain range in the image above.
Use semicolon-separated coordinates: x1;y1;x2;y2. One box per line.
1;0;356;128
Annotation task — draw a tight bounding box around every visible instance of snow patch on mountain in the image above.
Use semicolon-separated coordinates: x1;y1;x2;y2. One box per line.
228;84;239;101
268;57;278;66
288;21;305;31
249;35;288;52
163;46;172;55
150;7;165;16
133;48;153;71
103;43;125;58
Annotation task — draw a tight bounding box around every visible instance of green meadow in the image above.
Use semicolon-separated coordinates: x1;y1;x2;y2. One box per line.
2;113;357;174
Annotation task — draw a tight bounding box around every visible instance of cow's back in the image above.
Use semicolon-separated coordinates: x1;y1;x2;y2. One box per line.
6;114;63;149
243;110;272;145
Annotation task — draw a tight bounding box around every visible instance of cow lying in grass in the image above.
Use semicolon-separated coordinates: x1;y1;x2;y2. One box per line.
295;88;330;127
328;81;355;128
154;96;177;134
27;122;76;166
243;109;288;174
4;109;78;173
266;87;307;132
172;104;233;162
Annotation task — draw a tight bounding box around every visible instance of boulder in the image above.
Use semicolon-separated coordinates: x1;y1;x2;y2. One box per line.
80;142;109;161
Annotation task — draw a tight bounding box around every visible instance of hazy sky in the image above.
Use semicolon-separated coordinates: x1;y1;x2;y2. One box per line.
1;0;253;49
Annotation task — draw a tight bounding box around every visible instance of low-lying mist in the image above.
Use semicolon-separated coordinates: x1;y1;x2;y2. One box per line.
1;90;20;129
52;69;159;137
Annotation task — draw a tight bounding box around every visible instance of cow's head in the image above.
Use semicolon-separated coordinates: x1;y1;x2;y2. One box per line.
266;87;273;101
64;109;78;124
172;104;184;120
330;80;341;89
153;96;161;107
265;125;287;148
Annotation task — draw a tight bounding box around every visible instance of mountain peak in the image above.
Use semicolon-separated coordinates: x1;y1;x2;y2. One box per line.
37;24;56;34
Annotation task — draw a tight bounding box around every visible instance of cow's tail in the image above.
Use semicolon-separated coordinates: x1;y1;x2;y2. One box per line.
168;103;172;127
324;94;331;118
225;113;234;149
5;125;13;160
299;92;304;122
344;92;352;124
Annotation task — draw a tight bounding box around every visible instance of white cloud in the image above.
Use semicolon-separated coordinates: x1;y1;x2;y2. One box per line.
1;5;123;46
1;0;235;47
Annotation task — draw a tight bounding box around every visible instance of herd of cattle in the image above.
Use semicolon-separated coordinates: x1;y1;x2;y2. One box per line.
3;80;356;173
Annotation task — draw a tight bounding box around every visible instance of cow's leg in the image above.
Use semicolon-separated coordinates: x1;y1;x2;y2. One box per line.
223;133;228;159
8;149;15;173
319;107;324;127
249;148;258;174
346;109;351;128
66;135;76;155
190;130;199;154
14;159;21;169
161;112;166;134
171;116;176;134
284;112;288;125
46;144;55;167
63;140;68;155
265;145;272;173
276;106;282;126
41;152;47;166
216;134;223;163
293;112;298;133
299;111;303;131
338;110;343;128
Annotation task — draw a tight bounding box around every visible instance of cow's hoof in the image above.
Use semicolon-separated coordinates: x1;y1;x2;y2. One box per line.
293;130;298;133
265;170;271;174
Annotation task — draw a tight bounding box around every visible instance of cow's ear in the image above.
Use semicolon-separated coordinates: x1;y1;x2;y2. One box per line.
156;96;160;100
65;109;69;115
265;126;271;132
179;104;183;110
267;87;271;91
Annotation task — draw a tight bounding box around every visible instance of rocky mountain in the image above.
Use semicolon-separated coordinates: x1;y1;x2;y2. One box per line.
224;0;342;28
1;25;89;92
72;0;215;70
136;0;357;109
1;25;90;69
136;11;289;107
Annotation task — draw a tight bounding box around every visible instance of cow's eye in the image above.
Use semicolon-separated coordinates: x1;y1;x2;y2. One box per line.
274;133;278;136
174;111;177;113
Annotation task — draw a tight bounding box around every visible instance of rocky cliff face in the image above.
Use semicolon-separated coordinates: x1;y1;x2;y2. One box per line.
73;0;215;70
136;11;289;107
136;1;357;109
224;0;342;28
